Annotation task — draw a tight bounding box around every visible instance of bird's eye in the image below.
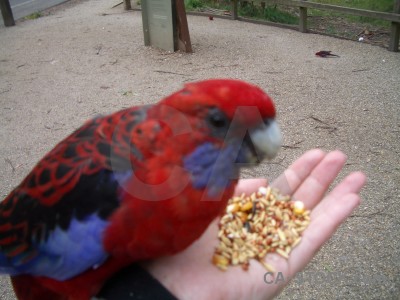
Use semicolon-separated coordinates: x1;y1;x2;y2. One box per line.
208;108;228;129
264;118;271;127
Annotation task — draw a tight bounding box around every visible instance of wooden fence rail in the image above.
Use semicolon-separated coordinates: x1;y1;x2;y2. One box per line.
229;0;400;52
2;0;399;51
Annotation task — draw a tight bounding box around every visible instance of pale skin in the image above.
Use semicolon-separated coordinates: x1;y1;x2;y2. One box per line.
142;149;367;300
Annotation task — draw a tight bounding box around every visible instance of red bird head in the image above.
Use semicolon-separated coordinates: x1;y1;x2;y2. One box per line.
156;79;281;163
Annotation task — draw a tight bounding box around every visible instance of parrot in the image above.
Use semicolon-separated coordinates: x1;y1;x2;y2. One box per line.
0;79;282;300
315;50;340;58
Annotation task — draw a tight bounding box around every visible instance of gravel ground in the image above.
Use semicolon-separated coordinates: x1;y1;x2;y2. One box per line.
0;0;399;299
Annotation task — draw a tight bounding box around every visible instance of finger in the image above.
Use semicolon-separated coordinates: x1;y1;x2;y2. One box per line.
272;149;326;196
234;178;268;195
312;171;366;218
288;192;361;273
291;150;347;209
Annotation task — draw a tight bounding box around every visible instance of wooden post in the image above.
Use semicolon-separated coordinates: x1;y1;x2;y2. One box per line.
231;0;238;20
0;0;15;27
123;0;131;11
389;0;400;52
141;0;150;46
299;6;307;33
176;0;193;53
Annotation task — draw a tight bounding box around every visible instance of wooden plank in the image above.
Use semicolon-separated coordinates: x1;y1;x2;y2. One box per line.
267;0;400;23
249;0;265;7
175;0;193;53
123;0;131;10
0;0;15;27
389;0;400;51
140;0;150;46
187;11;234;21
231;0;238;20
299;6;307;33
237;16;297;31
389;22;400;51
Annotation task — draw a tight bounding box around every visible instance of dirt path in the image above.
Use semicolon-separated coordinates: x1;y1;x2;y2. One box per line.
0;0;399;299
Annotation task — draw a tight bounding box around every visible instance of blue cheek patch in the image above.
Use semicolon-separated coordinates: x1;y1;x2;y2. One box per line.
183;142;244;197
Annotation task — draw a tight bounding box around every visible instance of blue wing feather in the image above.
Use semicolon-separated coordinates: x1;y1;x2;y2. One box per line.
0;169;133;280
0;215;109;280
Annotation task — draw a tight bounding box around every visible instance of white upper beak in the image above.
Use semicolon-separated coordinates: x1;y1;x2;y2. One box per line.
250;120;282;160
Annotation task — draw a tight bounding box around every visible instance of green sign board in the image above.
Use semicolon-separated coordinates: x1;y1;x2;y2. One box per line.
141;0;177;52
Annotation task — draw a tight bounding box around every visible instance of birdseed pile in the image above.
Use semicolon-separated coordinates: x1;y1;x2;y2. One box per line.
212;186;311;272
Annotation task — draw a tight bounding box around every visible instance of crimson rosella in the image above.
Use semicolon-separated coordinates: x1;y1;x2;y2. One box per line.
0;79;282;300
315;50;340;58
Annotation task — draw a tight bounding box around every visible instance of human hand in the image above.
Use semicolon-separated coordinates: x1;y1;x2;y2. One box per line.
142;149;366;300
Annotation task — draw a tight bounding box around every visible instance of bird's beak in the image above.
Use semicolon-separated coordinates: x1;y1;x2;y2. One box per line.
249;119;282;161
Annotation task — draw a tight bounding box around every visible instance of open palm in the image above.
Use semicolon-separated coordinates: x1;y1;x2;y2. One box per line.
142;149;366;300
